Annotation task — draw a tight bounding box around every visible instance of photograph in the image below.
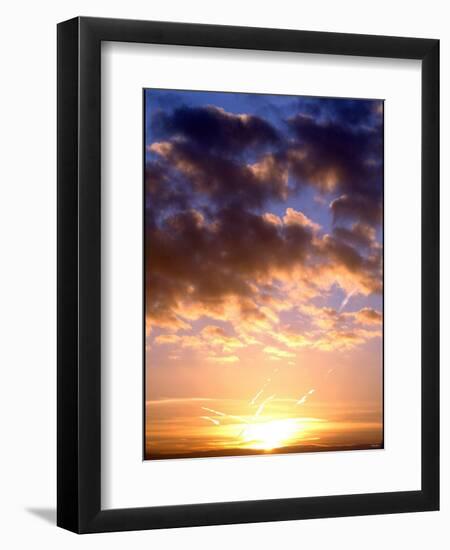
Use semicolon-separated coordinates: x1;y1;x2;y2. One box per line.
144;89;384;460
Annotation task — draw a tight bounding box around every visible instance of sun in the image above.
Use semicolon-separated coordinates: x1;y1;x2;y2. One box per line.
239;419;301;451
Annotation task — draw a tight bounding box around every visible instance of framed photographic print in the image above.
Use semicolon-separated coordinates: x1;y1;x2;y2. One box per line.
57;17;439;533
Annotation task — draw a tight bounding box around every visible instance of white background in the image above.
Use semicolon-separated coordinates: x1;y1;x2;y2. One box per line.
102;43;421;508
0;0;448;548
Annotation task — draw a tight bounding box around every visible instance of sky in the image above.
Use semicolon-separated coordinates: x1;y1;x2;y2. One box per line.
144;89;383;460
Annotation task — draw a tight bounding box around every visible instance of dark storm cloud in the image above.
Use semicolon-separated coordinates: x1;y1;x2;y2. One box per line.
321;235;364;272
154;105;280;155
298;97;382;129
145;160;192;218
319;233;382;295
287;113;382;200
148;141;288;209
333;222;377;249
330;194;382;225
146;207;315;314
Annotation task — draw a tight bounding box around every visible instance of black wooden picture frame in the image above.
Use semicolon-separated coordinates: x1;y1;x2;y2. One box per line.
57;16;439;533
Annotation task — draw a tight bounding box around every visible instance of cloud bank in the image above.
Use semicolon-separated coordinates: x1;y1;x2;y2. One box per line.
145;91;383;361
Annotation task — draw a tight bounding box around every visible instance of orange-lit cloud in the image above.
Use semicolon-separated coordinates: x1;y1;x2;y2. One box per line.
263;346;296;359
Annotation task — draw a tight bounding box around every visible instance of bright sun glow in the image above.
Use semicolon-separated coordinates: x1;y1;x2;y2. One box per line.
239;419;302;451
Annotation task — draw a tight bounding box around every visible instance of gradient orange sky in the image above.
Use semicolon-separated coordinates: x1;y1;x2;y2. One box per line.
144;90;383;459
